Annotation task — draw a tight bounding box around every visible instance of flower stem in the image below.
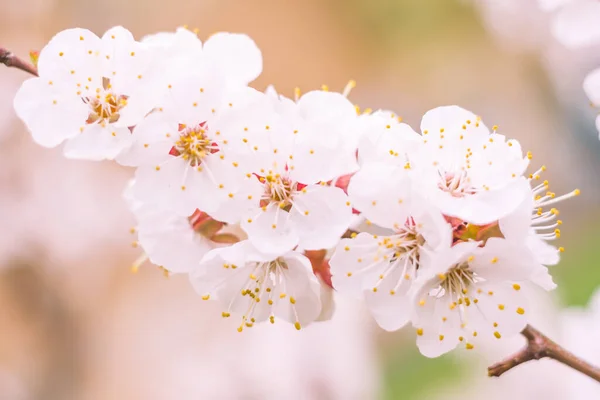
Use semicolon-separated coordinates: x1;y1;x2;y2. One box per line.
488;324;600;382
0;47;38;76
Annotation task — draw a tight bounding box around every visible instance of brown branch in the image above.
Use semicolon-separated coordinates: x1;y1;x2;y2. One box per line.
488;324;600;383
0;47;38;76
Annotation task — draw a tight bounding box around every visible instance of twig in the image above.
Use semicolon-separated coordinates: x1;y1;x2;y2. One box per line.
0;47;38;76
488;324;600;382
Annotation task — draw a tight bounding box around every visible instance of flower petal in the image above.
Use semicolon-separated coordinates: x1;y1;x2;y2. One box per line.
63;124;133;160
13;78;88;147
292;185;353;250
202;33;262;86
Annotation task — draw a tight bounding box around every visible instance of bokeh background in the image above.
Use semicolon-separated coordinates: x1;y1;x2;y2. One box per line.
1;0;600;398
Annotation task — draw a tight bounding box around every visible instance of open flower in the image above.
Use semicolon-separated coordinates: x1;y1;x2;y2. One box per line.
14;27;160;160
330;210;452;331
204;90;355;254
411;239;539;358
190;240;321;331
119;31;263;216
413;106;531;225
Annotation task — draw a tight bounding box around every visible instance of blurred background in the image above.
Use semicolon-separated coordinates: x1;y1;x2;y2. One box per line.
2;0;600;398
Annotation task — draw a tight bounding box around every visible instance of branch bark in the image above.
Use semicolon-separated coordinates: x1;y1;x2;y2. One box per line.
488;324;600;382
0;47;38;76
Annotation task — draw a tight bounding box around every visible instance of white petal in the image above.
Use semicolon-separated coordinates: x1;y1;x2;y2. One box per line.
432;176;530;225
292;185;353;250
499;190;534;242
160;66;227;126
552;2;600;48
527;235;560;266
420;105;489;139
348;162;417;229
329;233;381;296
289;137;359;184
208;175;264;225
37;28;103;83
13;78;88;147
116;111;177;167
357;120;421;166
364;265;412;331
470;281;528;339
413;295;462;358
134;159;193;215
202;33;262;86
137;209;213;274
242;205;299;255
272;252;322;326
63;124;133;160
531;266;557;291
296;90;357;122
190;242;250;299
471;237;538;282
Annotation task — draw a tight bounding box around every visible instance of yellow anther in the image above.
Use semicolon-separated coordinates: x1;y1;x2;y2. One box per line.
439;335;444;341
416;328;423;336
498;304;505;310
295;322;301;330
222;312;230;318
202;294;210;300
290;297;296;304
513;284;521;291
517;307;525;315
280;293;286;299
494;331;501;339
466;343;474;350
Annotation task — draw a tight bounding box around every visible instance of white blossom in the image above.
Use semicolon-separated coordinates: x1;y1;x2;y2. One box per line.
411;239;539;358
330;210;452;331
413;106;531;225
190;240;321;331
551;1;600;48
14;27;159;160
206;90;355;254
119;31;263;216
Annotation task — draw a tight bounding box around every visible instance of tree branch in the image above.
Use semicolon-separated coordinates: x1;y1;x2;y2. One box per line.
0;47;38;76
488;324;600;382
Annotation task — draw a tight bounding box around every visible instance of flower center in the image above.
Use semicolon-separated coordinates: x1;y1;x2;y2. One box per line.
83;78;127;126
170;122;216;167
438;170;476;198
221;258;304;331
260;174;298;211
439;262;476;298
367;221;422;294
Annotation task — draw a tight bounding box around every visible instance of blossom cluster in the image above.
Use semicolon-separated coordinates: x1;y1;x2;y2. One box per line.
13;26;579;357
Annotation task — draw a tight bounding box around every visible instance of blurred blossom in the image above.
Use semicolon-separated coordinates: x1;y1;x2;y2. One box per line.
550;0;600;49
